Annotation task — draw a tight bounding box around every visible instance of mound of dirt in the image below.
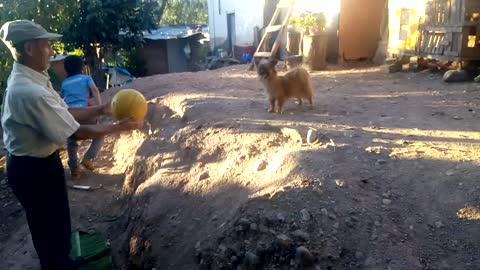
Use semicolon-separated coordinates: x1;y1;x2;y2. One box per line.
1;65;479;270
100;66;479;270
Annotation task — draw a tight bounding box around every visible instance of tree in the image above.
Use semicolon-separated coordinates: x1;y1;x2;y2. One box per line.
0;0;77;92
62;0;164;88
160;0;208;26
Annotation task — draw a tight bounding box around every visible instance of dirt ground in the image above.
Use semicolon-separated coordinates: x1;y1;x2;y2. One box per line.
0;64;480;270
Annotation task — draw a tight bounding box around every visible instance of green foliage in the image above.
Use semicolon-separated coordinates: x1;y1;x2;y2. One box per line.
122;48;146;77
0;0;78;95
160;0;208;25
60;0;162;87
0;0;206;93
62;0;161;51
291;12;327;31
69;48;85;57
0;45;12;92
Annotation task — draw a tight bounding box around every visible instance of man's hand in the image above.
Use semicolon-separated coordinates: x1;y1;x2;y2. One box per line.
116;117;144;131
101;102;112;116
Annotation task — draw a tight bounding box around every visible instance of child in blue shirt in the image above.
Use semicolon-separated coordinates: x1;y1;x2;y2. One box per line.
61;55;103;179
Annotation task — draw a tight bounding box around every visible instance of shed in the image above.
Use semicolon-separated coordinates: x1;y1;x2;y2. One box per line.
417;0;480;61
142;25;208;76
387;0;480;61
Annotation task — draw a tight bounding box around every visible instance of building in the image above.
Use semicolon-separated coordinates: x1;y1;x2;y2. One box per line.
141;25;209;75
207;0;385;62
208;0;480;64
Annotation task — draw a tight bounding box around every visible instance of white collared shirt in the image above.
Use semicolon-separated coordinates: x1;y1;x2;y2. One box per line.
1;62;80;158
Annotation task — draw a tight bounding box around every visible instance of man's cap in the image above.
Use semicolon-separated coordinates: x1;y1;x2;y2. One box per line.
0;20;62;47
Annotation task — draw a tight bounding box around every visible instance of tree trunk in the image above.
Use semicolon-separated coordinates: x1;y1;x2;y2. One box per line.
158;0;168;22
84;45;106;90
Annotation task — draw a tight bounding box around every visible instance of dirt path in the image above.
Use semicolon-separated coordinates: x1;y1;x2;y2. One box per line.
0;65;479;269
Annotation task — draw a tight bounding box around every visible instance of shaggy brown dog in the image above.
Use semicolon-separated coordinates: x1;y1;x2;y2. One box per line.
257;59;313;113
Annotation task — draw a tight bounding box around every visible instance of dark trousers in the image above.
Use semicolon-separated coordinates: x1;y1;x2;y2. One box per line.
7;151;73;270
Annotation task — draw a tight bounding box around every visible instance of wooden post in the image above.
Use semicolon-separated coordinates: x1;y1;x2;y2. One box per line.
303;33;328;70
286;29;301;55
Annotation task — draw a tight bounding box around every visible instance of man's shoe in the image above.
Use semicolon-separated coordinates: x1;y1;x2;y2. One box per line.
81;159;95;171
71;167;81;180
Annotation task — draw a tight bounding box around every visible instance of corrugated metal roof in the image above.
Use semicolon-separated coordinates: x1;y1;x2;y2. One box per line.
143;25;208;40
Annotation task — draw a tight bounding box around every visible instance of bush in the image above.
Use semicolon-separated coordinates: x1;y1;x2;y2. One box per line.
291;12;327;31
123;48;147;78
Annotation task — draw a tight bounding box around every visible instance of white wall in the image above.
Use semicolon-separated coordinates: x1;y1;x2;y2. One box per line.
208;0;265;50
207;0;340;51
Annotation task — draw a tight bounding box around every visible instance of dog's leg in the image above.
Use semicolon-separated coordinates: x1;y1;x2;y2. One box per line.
307;96;313;110
297;98;303;106
268;98;276;113
277;97;286;114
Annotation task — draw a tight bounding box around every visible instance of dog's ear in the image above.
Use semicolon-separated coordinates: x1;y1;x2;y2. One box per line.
253;58;262;69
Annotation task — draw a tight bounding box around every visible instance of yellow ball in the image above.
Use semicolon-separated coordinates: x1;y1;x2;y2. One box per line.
111;89;147;121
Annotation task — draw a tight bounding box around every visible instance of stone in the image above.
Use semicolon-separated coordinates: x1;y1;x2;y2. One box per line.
443;70;472;83
376;159;387;165
276;234;293;249
230;256;239;264
320;208;328;215
255;242;268;257
218;244;228;257
276;213;286;223
259;224;269;233
355;251;364;260
382;199;392;205
475;74;480;83
244;252;259;268
254;159;268;171
435;221;444;228
295;246;315;266
281;127;303;144
345;218;355;228
380;63;402;74
335;179;346;187
237;218;251;232
300;209;311;221
446;170;455;176
306;129;319;144
250;223;258;231
291;230;310;242
290;222;300;230
238;218;251;226
198;171;210;181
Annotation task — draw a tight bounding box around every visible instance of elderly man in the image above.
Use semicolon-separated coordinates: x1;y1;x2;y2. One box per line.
0;20;143;269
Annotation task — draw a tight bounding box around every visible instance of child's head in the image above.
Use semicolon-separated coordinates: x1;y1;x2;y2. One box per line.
64;55;84;77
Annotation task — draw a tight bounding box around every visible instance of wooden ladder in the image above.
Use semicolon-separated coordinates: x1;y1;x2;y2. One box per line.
248;0;296;71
